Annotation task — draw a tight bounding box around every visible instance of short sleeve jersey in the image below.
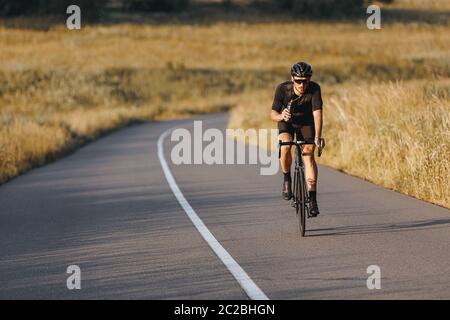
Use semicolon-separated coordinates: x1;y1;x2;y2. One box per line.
271;80;323;127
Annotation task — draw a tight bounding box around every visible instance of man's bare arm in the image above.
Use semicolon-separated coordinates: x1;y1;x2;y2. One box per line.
271;110;281;122
313;109;325;148
313;109;323;138
272;109;290;122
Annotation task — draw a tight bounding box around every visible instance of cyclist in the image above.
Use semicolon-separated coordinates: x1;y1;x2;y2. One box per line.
270;61;325;217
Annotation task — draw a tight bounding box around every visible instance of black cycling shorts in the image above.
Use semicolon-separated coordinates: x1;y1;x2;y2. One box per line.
278;121;315;141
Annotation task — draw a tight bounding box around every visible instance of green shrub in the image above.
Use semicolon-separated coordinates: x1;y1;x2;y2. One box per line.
123;0;190;12
0;0;107;19
0;0;37;16
277;0;366;18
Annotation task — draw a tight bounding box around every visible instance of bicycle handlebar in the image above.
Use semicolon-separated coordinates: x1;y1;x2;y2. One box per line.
279;140;315;146
278;140;322;157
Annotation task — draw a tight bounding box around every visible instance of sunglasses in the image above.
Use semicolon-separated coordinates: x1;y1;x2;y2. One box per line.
293;78;309;85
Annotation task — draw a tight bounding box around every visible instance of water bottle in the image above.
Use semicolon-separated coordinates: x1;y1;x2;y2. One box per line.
285;100;293;123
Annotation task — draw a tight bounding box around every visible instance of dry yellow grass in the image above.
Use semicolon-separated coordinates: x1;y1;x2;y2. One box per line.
324;80;449;208
0;1;449;197
1;22;449;73
0;120;69;178
228;79;450;208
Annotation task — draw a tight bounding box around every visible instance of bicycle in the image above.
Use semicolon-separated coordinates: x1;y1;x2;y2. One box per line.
279;139;322;237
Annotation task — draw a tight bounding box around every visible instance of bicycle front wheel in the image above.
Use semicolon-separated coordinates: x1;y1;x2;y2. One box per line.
292;168;298;212
296;169;306;237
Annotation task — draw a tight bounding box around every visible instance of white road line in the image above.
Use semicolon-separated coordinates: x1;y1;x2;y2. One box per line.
157;126;269;300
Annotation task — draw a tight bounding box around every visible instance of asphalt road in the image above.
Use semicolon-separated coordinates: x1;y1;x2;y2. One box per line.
0;113;449;299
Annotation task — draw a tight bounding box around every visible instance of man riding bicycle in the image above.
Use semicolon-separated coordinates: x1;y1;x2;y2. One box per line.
270;61;325;217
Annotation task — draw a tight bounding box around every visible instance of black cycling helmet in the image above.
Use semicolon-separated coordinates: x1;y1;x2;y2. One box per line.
291;61;313;78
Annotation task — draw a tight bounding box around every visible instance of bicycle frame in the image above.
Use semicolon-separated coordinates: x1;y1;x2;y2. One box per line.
294;145;311;218
279;139;315;236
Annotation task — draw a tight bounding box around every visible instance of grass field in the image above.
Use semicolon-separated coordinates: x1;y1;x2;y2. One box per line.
0;1;449;207
229;79;450;208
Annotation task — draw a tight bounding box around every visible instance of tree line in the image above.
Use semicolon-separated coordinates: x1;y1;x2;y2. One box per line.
0;0;393;18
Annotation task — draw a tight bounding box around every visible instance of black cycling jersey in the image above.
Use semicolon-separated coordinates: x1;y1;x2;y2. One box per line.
272;80;323;127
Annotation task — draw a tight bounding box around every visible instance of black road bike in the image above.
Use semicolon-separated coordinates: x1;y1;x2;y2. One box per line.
279;139;322;237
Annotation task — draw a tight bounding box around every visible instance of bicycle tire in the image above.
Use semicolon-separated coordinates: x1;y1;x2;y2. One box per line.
297;169;306;237
293;168;298;212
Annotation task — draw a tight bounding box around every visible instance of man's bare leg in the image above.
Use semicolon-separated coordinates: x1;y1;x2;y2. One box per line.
279;132;293;199
302;144;320;216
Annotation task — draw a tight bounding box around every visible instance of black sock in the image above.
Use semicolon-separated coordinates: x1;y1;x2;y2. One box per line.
283;171;291;182
309;191;317;201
